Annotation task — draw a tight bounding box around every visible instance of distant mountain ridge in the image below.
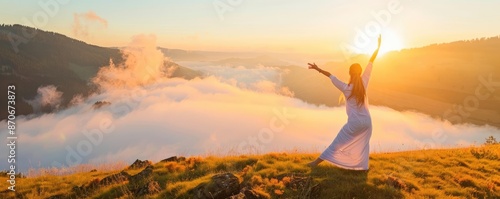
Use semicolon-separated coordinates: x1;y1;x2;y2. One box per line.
407;35;500;52
0;24;201;120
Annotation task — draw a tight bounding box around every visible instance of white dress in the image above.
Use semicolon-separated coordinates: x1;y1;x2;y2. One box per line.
319;62;373;170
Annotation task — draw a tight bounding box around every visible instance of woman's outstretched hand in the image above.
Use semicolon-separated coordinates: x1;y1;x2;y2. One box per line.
308;62;331;77
308;62;318;70
370;34;382;63
377;34;382;49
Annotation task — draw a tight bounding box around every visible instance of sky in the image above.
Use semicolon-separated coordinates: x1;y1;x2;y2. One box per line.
1;0;499;53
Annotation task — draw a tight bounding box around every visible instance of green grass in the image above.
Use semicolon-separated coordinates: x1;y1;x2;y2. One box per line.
1;145;499;199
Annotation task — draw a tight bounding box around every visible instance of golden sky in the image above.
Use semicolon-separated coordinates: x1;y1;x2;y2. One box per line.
2;0;499;54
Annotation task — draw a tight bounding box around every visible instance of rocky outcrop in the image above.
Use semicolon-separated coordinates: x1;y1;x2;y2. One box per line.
128;165;163;196
160;156;186;163
228;187;263;199
72;166;161;198
134;180;162;196
100;171;130;186
129;165;154;187
128;159;152;170
72;178;101;197
193;173;240;199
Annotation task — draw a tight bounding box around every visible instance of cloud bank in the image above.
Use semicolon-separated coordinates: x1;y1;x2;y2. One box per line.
1;34;498;174
177;62;293;96
2;77;499;173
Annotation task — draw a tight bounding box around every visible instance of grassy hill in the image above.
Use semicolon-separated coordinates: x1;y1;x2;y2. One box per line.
0;24;122;118
1;145;499;199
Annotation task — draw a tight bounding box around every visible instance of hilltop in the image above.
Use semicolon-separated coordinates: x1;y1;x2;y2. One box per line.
1;145;499;199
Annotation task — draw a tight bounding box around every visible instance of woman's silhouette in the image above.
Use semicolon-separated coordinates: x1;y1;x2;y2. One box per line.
307;35;381;170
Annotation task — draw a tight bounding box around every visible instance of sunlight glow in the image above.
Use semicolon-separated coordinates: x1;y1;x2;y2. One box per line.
357;29;404;56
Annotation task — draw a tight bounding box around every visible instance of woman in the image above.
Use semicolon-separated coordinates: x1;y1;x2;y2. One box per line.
307;35;381;170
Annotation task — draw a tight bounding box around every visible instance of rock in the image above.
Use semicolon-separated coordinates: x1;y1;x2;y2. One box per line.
129;165;154;186
87;178;101;189
92;101;111;109
73;178;101;197
74;166;155;198
127;166;162;196
90;169;97;172
160;156;187;162
285;174;321;199
193;173;240;199
229;187;263;199
161;156;179;162
135;180;162;196
100;171;130;186
240;187;262;199
71;171;132;198
128;159;152;170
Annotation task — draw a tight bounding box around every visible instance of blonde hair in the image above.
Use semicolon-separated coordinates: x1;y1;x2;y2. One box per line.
347;63;366;106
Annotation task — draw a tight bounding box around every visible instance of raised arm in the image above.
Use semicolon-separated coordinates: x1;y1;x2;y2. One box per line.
308;63;331;77
369;35;382;63
308;62;347;92
363;35;382;88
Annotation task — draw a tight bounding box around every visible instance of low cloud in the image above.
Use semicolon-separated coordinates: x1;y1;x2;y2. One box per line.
72;11;108;37
92;34;172;90
2;77;499;173
25;85;63;113
179;62;293;96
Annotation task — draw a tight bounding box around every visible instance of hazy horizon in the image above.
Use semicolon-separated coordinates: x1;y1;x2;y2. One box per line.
2;0;500;54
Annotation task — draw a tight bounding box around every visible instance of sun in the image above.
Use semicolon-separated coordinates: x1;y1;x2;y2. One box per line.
379;29;404;55
357;29;404;56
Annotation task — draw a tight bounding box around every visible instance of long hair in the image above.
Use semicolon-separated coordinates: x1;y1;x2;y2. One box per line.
347;63;366;106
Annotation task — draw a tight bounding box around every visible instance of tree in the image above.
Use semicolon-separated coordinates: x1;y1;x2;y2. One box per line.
485;136;498;145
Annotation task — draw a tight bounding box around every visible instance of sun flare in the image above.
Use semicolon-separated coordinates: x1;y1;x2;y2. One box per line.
357;29;404;56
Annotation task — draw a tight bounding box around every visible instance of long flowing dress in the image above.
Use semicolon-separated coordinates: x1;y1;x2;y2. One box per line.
319;62;374;170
